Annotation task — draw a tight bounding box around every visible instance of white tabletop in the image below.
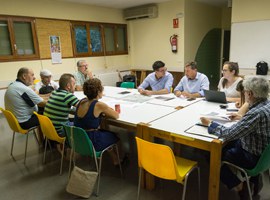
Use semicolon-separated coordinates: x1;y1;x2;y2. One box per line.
148;100;225;142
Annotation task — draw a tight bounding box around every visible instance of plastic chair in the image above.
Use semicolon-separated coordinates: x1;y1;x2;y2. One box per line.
135;137;200;200
0;107;38;164
222;143;270;200
120;82;135;89
33;112;65;175
63;124;122;196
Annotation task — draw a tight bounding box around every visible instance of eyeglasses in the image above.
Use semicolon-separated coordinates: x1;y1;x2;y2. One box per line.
80;64;88;67
221;69;228;73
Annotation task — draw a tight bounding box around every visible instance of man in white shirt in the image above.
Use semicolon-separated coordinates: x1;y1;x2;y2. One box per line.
74;60;93;91
35;69;59;94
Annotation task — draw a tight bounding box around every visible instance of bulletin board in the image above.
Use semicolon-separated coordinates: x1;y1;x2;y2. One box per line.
230;20;270;69
35;18;73;59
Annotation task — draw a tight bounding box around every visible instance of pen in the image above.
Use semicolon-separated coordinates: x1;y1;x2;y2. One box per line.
195;123;208;127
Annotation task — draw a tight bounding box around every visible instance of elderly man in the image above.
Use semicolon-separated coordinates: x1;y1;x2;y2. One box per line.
201;76;270;199
4;67;46;129
34;69;59;94
44;73;79;136
138;60;173;96
74;60;93;91
174;61;209;98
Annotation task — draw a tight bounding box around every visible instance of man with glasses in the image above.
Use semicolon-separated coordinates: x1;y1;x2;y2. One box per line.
138;60;173;96
200;76;269;199
74;60;93;91
174;61;209;98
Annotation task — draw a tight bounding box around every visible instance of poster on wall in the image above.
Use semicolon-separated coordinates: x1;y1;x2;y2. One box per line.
50;36;62;64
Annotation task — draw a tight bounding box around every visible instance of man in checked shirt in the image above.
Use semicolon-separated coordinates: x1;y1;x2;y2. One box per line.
201;76;270;199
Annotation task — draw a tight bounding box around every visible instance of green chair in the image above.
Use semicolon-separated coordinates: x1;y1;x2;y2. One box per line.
63;124;122;196
120;82;135;88
222;143;270;200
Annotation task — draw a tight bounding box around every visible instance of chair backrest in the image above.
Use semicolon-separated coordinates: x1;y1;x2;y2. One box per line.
246;143;270;176
0;107;28;134
33;112;64;143
120;82;135;89
63;124;96;157
135;137;179;181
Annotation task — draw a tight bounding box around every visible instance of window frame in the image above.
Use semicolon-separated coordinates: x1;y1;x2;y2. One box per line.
71;21;128;57
0;16;39;61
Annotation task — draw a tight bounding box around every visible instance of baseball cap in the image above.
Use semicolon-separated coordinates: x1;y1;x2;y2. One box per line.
40;69;52;77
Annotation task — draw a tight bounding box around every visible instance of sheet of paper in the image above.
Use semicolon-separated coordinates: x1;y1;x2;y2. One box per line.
185;125;218;139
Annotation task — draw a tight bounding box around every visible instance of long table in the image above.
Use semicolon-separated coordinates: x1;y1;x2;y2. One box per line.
74;87;224;200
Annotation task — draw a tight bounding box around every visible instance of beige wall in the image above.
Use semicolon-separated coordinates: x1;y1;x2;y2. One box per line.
0;0;129;85
232;0;270;23
128;0;185;71
184;0;222;63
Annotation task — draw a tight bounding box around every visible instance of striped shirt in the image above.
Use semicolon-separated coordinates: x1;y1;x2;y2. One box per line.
209;100;270;156
44;89;79;133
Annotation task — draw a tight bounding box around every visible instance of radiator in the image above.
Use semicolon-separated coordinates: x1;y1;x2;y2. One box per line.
94;72;121;87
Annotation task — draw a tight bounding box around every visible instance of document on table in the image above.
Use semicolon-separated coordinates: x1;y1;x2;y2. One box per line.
200;111;231;123
185;124;218;139
121;94;151;103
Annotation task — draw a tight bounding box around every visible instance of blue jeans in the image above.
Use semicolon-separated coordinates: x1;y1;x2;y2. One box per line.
221;140;260;189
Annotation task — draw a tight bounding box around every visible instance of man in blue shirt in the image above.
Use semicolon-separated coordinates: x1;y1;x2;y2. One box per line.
201;76;270;198
174;61;209;98
138;61;173;96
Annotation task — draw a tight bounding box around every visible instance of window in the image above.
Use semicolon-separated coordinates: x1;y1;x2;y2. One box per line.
72;21;127;57
0;16;39;61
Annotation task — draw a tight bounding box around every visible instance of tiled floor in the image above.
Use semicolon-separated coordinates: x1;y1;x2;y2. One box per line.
0;115;269;200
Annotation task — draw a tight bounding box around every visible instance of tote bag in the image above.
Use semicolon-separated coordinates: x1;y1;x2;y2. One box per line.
66;166;98;198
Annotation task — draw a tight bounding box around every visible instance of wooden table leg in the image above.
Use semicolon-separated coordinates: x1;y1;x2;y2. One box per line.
208;139;222;200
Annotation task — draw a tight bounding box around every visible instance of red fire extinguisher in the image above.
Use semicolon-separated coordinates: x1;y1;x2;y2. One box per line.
170;34;178;53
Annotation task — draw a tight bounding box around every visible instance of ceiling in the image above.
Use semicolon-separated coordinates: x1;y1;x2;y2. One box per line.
56;0;228;9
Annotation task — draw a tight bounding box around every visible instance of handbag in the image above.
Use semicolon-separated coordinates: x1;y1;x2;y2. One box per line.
66;126;98;198
66;166;98;198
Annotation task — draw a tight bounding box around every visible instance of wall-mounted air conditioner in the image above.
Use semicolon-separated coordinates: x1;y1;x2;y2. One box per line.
123;4;158;21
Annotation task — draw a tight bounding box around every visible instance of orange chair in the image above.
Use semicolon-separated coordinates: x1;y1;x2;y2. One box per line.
0;107;38;164
34;112;65;175
135;137;200;200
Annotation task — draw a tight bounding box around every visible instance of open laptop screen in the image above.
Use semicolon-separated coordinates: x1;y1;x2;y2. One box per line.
203;90;227;104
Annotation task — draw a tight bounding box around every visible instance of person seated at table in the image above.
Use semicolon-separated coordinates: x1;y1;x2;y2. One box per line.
138;60;173;96
174;61;209;98
74;60;93;91
218;61;242;102
74;78;123;166
200;76;269;199
44;73;79;136
34;69;59;114
5;67;46;130
35;69;59;94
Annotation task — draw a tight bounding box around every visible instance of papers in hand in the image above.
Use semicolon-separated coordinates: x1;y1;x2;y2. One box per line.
201;111;231;122
185;124;218;139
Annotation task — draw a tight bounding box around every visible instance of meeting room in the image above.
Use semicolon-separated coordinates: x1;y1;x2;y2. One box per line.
0;0;270;200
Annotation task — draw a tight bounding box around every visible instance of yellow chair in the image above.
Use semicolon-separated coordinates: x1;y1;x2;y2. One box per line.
0;107;38;164
34;112;65;175
135;137;200;200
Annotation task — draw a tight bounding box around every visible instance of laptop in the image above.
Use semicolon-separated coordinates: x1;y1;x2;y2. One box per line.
203;90;227;104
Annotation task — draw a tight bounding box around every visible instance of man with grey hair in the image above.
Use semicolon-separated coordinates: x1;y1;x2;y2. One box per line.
201;76;270;198
5;67;46;129
34;69;59;93
74;60;93;91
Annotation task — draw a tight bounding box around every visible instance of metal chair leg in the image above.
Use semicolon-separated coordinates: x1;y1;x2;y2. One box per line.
115;145;123;177
96;156;103;196
43;138;48;163
24;133;29;164
10;132;15;157
59;141;65;175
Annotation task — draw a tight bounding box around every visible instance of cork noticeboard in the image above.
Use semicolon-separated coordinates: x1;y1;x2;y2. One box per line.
35;18;73;59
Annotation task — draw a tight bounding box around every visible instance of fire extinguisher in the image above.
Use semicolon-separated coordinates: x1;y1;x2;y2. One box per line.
170;34;178;53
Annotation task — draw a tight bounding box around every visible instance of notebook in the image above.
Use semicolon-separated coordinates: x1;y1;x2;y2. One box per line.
203;90;227;104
